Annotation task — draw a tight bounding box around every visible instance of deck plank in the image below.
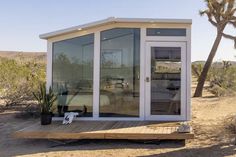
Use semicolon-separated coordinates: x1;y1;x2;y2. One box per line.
13;121;194;140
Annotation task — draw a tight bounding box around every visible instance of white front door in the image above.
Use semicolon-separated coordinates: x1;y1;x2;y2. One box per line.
145;42;187;121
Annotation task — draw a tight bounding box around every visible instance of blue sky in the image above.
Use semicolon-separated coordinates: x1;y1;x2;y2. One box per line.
0;0;235;61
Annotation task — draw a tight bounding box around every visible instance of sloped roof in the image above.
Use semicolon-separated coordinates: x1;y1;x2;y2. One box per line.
39;17;192;39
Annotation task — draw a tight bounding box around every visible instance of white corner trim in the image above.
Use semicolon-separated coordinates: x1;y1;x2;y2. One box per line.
46;41;52;92
139;27;146;120
186;27;192;121
93;31;101;119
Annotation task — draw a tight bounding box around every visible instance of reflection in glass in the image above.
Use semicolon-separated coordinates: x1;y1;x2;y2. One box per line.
100;28;140;117
151;47;181;115
52;34;94;117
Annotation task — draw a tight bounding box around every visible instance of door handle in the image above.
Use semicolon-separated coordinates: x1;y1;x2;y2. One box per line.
145;77;150;82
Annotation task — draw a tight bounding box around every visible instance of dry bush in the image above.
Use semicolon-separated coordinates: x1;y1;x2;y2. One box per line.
192;63;204;80
223;114;236;134
192;61;236;97
14;102;41;119
208;61;236;97
0;57;46;106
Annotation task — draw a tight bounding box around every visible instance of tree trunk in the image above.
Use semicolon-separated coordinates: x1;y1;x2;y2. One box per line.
193;33;223;97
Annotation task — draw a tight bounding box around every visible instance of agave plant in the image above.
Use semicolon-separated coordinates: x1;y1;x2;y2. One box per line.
33;84;57;114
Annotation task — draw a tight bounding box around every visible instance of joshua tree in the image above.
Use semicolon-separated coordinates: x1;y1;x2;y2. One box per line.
194;0;236;97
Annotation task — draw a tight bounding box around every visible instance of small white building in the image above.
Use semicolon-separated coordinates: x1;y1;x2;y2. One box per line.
40;17;192;121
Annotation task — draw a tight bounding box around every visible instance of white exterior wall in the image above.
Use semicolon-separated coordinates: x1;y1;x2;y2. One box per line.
46;21;191;121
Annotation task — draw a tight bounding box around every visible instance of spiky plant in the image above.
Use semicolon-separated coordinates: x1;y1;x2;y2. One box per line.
33;84;57;114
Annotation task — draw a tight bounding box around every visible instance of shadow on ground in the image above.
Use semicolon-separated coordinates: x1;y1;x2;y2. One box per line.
138;143;236;157
2;138;236;157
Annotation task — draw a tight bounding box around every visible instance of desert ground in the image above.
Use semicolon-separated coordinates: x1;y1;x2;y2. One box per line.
0;81;236;157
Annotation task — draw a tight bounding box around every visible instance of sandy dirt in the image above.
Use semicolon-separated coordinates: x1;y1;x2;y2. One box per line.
1;86;236;157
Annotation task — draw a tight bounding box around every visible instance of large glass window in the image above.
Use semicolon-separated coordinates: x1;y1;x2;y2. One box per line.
99;28;140;117
52;34;94;117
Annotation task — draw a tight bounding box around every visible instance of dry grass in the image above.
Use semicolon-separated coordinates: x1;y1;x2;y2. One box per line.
223;115;236;135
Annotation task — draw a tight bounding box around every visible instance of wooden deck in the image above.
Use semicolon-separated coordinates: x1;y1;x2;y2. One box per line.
14;121;194;140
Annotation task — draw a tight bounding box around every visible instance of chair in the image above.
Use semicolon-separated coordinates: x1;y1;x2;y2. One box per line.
168;90;180;114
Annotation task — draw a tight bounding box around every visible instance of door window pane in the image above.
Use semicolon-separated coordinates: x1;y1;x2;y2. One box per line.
52;34;94;117
151;47;181;115
100;28;140;117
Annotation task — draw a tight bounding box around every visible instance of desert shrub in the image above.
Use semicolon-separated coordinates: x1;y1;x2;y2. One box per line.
192;62;215;81
223;114;236;135
208;61;236;97
0;57;46;105
192;63;203;80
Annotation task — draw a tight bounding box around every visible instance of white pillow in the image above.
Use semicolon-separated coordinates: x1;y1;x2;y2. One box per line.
62;112;79;124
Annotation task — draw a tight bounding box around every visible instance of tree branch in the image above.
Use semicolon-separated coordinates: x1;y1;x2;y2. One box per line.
222;33;236;40
222;32;236;48
226;0;234;13
200;10;218;27
229;20;236;27
209;18;217;26
230;16;236;21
